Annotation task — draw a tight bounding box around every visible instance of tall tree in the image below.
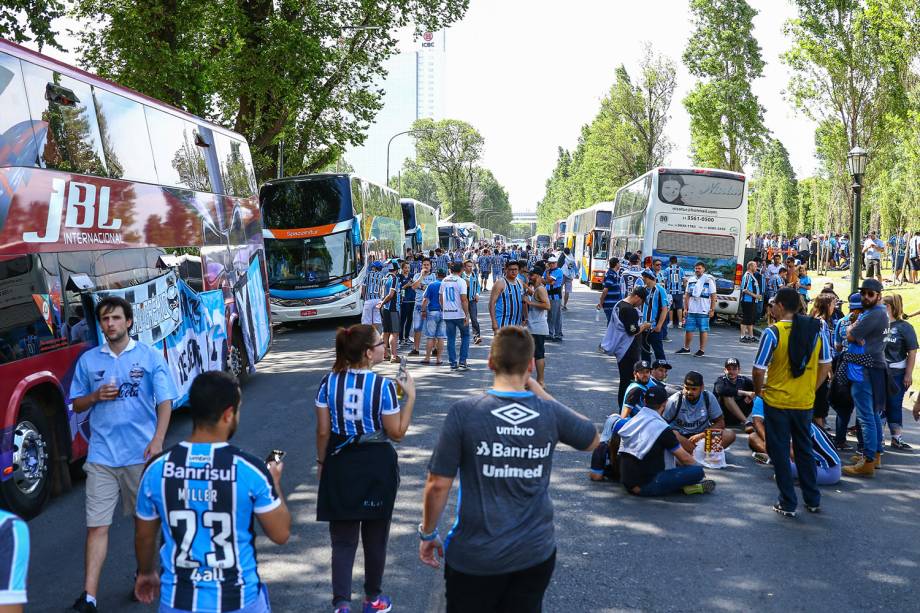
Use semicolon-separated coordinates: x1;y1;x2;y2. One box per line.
682;0;767;171
750;138;797;234
395;160;442;211
411;118;484;221
471;168;513;235
0;0;64;50
784;0;918;229
72;0;469;181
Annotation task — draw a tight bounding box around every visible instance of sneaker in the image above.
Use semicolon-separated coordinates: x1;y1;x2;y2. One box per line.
474;336;482;345
408;350;420;356
675;348;691;355
890;437;912;450
458;363;469;371
682;479;716;495
805;504;821;514
694;350;705;357
773;503;796;518
71;593;98;613
450;363;459;370
834;441;853;451
363;594;393;613
752;452;771;465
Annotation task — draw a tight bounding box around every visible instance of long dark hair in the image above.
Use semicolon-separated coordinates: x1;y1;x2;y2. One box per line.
333;324;377;373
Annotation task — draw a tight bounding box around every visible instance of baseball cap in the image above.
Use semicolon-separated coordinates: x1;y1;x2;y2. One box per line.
641;269;656;280
724;357;741;368
547;256;558;263
371;260;384;269
633;360;651;372
848;292;863;311
436;268;448;277
651;359;672;370
859;278;883;293
644;386;669;407
388;260;399;271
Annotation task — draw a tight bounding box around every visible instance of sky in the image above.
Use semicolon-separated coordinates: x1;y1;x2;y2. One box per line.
443;0;818;212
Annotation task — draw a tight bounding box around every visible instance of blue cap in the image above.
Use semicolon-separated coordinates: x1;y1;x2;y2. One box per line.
371;260;384;269
848;292;862;311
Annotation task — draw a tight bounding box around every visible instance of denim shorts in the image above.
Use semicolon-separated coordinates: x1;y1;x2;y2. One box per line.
685;312;710;332
424;310;446;339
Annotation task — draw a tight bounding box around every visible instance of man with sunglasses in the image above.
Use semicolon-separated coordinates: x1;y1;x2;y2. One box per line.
843;278;889;477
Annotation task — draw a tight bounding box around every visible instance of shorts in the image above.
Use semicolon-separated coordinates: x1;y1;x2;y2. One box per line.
85;462;145;527
894;254;906;271
481;270;490;279
866;259;881;278
424;311;446;339
563;277;573;292
685;312;710;333
740;301;757;325
159;584;271;613
413;304;425;332
361;299;381;325
911;256;920;272
381;309;400;333
670;294;683;310
533;334;546;360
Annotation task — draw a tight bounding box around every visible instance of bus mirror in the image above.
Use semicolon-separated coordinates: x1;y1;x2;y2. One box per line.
194;132;211;148
66;273;94;291
46;83;79;107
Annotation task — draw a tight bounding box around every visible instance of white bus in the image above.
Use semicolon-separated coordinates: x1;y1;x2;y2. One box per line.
400;198;439;253
608;167;748;316
570;202;615;289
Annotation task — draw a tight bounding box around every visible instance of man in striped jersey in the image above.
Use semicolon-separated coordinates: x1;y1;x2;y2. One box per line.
489;261;527;333
0;509;29;611
597;258;624;324
464;259;483;344
639;270;669;362
664;256;685;331
361;261;386;331
491;249;506;282
478;250;492;291
434;249;450;272
135;372;291;613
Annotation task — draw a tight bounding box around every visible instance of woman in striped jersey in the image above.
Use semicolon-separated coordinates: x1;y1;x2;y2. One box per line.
489;260;527;333
315;324;417;613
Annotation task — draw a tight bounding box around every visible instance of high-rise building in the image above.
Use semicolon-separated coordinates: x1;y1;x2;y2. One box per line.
344;30;446;186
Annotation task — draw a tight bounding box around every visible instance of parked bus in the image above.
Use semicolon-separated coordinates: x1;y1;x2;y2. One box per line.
438;222;463;252
0;38;271;517
261;174;403;323
457;222;482;248
532;234;551;252
482;228;493;243
569;202;614;289
400;198;438;253
552;220;567;249
608;167;748;316
563;212;577;250
493;233;507;246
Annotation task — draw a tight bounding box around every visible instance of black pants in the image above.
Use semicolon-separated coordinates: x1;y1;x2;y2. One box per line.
445;550;556;613
617;349;638;409
329;519;391;607
399;302;414;341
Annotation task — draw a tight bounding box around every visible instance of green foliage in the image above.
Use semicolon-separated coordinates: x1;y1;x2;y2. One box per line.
473;168;513;236
537;47;676;231
749;138;798;235
72;0;469;182
682;0;767;171
409;118;483;222
0;0;64;50
394;160;442;210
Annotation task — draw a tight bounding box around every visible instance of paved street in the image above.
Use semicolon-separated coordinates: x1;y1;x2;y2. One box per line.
27;285;920;612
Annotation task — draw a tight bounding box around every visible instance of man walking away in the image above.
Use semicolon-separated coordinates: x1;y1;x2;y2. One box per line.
70;296;177;613
598;258;623;324
464;259;482;344
544;256;564;341
752;287;832;517
676;262;717;357
561;247;578;310
418;327;598;613
441;262;471;371
665;256;685;330
134;371;290;612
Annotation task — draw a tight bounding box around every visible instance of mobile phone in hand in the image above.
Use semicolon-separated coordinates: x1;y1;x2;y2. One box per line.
265;449;286;464
396;356;408;399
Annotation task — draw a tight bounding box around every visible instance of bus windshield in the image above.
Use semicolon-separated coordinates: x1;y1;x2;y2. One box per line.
266;230;355;289
657;172;744;209
592;230;610;259
261;178;352;228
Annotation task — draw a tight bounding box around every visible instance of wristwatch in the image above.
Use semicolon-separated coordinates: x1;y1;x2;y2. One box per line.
418;523;439;541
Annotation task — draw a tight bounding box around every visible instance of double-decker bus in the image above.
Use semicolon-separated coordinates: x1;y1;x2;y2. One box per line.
552;220;567;250
493;233;507;246
261;174;403;322
569;202;614;289
482;228;493;243
0;38;271;517
608;167;748;315
531;234;551;252
457;222;482;249
438;222;464;252
400;198;438;253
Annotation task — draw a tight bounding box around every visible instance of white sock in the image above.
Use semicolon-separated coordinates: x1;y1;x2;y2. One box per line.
86;594;97;605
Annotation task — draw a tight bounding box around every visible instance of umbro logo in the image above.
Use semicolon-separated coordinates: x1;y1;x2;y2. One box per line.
491;403;539;426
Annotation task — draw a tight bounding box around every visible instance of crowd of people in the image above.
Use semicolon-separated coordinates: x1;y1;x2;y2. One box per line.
9;235;918;613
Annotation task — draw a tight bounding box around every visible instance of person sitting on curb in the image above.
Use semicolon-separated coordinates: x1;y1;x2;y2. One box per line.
610;386;716;497
620;360;652;418
712;357;756;427
650;359;681;395
662;371;736;453
748;397;840;484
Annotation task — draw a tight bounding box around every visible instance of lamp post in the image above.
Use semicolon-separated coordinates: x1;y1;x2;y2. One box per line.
386;128;434;191
847;146;868;296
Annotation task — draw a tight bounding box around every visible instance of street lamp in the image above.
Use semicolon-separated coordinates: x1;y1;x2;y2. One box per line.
386;128;434;191
847;146;868;296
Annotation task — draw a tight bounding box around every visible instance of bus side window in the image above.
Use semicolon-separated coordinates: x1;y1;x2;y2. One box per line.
145;106;212;192
92;87;158;183
214;133;258;198
0;255;55;362
0;52;39;168
20;61;108;176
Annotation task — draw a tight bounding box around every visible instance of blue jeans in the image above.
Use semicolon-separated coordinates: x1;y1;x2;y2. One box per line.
764;404;819;511
444;318;470;366
885;369;906;432
851;377;883;460
604;306;614;325
548;299;563;338
661;311;669;339
635;465;705;496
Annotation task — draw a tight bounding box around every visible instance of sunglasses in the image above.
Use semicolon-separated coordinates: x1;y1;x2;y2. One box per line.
859;290;877;297
371;341;385;348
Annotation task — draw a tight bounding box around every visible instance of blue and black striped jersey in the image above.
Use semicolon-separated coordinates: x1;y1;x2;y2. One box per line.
361;269;384;301
316;370;401;436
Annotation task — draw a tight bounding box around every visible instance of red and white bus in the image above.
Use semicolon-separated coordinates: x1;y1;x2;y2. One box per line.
0;38;271;517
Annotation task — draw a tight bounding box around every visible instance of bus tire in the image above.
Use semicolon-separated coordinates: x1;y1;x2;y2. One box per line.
590;282;601;290
228;328;250;384
0;398;52;519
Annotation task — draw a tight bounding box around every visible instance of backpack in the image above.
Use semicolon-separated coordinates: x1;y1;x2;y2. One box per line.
668;392;712;426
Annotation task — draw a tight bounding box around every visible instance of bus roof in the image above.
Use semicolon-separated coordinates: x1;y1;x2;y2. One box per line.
0;37;247;142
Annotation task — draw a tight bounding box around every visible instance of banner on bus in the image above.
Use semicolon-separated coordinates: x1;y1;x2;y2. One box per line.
163;282;227;407
234;253;271;369
95;270;181;345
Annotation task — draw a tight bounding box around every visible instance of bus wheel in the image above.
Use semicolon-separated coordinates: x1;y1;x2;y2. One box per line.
0;398;51;519
590;282;601;290
228;331;250;384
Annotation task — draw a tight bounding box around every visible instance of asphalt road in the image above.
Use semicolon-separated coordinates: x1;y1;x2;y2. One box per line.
27;284;920;612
